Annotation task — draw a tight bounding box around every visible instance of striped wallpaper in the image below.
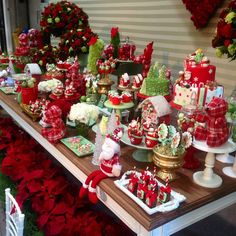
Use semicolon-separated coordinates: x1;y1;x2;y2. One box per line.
50;0;236;96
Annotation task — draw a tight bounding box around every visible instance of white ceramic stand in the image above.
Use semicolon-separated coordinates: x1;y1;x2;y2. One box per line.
223;154;236;178
216;120;236;164
192;139;236;188
216;153;234;164
121;129;153;163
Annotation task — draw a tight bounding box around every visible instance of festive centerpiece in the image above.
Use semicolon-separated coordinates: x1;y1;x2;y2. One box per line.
153;123;192;181
96;57;117;94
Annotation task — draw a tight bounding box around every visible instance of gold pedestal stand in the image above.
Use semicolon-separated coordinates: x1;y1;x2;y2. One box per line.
153;148;184;181
97;75;114;95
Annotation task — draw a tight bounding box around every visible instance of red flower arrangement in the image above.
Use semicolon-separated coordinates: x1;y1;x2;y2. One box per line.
212;0;236;60
40;1;89;37
32;45;59;70
182;0;224;29
58;27;96;60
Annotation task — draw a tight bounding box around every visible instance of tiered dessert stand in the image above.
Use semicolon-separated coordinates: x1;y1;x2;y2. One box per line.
121;130;153;162
192;139;236;188
104;100;134;122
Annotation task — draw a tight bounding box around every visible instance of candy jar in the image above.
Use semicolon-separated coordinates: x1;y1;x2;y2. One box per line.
118;37;136;61
177;104;202;169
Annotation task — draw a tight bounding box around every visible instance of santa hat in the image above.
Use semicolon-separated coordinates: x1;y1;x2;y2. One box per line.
106;127;124;144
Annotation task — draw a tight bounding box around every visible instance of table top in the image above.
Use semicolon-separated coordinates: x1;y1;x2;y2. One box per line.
104;100;134;110
1;92;236;232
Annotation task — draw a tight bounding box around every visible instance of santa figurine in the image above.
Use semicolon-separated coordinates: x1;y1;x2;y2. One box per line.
79;127;123;204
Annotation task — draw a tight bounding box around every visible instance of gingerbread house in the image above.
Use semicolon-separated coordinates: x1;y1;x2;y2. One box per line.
139;96;171;130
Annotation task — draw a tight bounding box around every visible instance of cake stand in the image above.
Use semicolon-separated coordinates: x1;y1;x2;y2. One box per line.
104;100;134;122
222;153;236;178
121;130;153;162
192;139;236;188
216;119;236;164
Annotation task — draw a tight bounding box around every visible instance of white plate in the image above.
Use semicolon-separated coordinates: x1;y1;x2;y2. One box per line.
114;171;186;215
121;130;152;150
192;138;236;154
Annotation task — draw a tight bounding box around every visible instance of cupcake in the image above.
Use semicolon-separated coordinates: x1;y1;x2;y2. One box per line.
119;73;130;88
121;91;132;103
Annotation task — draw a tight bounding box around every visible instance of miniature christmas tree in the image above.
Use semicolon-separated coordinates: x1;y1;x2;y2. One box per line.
110;27;120;58
87;37;105;75
92;127;103;166
147;62;159;79
158;65;167;81
107;109;117;132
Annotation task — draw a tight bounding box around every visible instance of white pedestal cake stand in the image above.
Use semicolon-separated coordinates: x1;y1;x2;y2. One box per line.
121;131;153;162
222;153;236;178
192;139;236;188
216;119;236;164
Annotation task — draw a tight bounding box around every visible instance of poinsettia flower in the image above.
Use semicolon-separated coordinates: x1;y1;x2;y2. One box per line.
111;27;119;38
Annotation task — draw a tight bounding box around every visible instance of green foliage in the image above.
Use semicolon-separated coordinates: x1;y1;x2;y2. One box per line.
87;38;105;75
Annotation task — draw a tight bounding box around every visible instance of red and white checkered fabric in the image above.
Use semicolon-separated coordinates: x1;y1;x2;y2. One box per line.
41;105;66;143
206;97;228;117
194;126;207;141
195;113;208;123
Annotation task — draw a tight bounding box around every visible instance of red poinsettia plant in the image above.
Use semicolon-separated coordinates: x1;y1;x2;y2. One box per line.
182;0;224;29
40;1;89;37
0;118;133;236
212;0;236;61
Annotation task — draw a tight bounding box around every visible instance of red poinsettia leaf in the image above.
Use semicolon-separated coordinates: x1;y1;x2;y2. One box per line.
51;202;68;215
47;216;65;235
42;198;55;212
37;213;50;228
27;181;42;193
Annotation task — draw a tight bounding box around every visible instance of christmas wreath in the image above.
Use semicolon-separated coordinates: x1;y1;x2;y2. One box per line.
212;0;236;60
182;0;224;29
40;1;89;37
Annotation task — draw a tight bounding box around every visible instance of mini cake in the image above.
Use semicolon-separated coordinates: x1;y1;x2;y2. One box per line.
139;62;170;97
145;127;158;148
45;64;64;81
172;49;223;108
132;74;143;89
52;84;64;98
64;88;74;99
121;91;132;103
128;119;144;145
119;73;130;88
108;90;121;105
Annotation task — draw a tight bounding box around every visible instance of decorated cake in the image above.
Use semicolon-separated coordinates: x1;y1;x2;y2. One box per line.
172;49;223;108
139;62;170;97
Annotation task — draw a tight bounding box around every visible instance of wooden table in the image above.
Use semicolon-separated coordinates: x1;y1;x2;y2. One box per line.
1;92;236;236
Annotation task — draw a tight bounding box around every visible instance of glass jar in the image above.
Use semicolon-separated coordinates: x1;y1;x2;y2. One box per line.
227;88;236;142
118;37;136;61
